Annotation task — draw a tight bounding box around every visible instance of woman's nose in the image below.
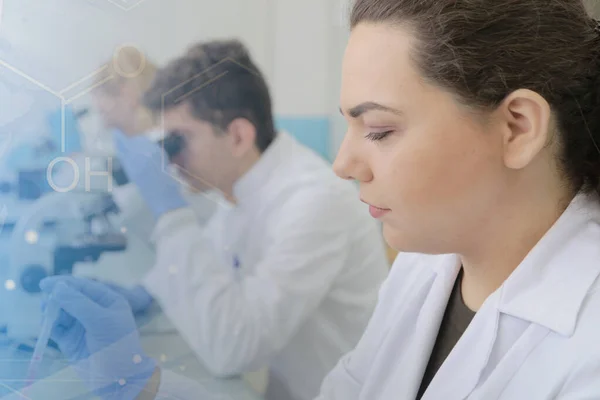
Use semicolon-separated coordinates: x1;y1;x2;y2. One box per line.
333;134;373;183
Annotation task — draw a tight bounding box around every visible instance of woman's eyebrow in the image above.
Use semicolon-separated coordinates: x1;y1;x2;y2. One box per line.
340;102;403;118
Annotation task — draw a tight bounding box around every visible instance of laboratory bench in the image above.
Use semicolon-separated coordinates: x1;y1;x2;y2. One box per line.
0;309;264;400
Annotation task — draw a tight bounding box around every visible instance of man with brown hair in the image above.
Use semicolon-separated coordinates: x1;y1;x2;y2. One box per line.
41;39;389;400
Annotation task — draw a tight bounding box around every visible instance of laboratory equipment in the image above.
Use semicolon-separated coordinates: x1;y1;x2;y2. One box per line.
0;169;50;201
160;132;186;161
25;294;60;386
4;191;130;341
0;105;86;201
47;106;84;155
0;306;264;400
2;145;55;201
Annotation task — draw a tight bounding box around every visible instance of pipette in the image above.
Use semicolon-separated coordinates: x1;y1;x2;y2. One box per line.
25;296;60;386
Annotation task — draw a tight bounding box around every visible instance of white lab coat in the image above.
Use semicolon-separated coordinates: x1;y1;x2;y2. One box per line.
143;132;389;400
316;192;600;400
111;181;218;245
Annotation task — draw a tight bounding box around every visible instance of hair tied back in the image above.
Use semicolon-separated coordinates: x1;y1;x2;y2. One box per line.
594;18;600;35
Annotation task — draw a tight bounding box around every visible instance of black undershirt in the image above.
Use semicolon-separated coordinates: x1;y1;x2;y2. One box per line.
416;268;476;399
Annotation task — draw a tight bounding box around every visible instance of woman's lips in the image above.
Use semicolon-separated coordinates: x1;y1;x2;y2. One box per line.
368;205;390;218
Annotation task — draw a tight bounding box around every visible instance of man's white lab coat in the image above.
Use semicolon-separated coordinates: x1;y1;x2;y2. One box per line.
316;192;600;399
143;132;389;400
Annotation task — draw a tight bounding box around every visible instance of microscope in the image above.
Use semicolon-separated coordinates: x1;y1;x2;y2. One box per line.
4;191;128;341
1;128;184;341
50;193;127;277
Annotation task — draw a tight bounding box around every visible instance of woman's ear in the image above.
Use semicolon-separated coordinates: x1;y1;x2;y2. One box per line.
498;89;552;170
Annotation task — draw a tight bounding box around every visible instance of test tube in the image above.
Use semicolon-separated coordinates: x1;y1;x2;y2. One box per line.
25;297;60;387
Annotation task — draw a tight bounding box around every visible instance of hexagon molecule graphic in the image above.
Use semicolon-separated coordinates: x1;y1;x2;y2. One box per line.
103;0;151;12
0;42;147;154
0;0;155;161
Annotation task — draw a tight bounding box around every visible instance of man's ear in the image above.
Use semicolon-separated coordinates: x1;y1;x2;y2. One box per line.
498;89;551;170
227;118;257;157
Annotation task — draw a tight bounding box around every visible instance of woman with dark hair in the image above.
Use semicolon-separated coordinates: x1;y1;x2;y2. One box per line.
318;0;600;399
32;0;600;399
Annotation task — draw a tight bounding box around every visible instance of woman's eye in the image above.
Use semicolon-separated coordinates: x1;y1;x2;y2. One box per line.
365;130;394;141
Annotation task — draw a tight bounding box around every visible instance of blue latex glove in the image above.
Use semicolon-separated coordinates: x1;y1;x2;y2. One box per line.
103;283;154;315
112;129;187;219
39;276;157;400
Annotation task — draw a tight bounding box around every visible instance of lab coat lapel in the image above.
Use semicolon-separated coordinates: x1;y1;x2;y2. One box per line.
468;323;550;398
375;255;461;400
420;281;551;400
420;292;500;400
420;193;600;399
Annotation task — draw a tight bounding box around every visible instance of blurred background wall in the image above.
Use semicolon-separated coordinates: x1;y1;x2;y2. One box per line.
0;0;353;162
3;0;600;165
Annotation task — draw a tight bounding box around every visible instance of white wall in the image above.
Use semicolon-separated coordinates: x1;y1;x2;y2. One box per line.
270;0;333;116
329;0;353;157
0;0;352;155
269;0;352;158
1;0;272;95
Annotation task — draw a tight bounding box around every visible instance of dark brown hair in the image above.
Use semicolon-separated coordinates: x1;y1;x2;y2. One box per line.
144;39;276;152
351;0;600;195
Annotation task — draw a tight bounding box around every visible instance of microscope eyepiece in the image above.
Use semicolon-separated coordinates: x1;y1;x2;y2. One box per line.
159;132;186;160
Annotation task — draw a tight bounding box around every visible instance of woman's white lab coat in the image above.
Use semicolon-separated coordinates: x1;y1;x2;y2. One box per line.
316;192;600;400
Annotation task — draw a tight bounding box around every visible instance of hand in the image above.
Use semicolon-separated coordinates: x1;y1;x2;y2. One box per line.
104;283;154;315
112;129;188;219
39;276;157;400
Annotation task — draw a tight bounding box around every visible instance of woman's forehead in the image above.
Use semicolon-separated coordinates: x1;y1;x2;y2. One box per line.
341;24;435;113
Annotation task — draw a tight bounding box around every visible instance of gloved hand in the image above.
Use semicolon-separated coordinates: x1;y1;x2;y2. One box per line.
112;129;187;219
39;276;158;400
103;283;154;315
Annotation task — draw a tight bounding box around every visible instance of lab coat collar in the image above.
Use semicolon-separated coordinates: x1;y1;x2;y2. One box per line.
232;132;291;205
497;192;600;337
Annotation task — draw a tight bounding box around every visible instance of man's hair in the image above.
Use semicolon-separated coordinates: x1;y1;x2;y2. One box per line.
144;39;276;152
